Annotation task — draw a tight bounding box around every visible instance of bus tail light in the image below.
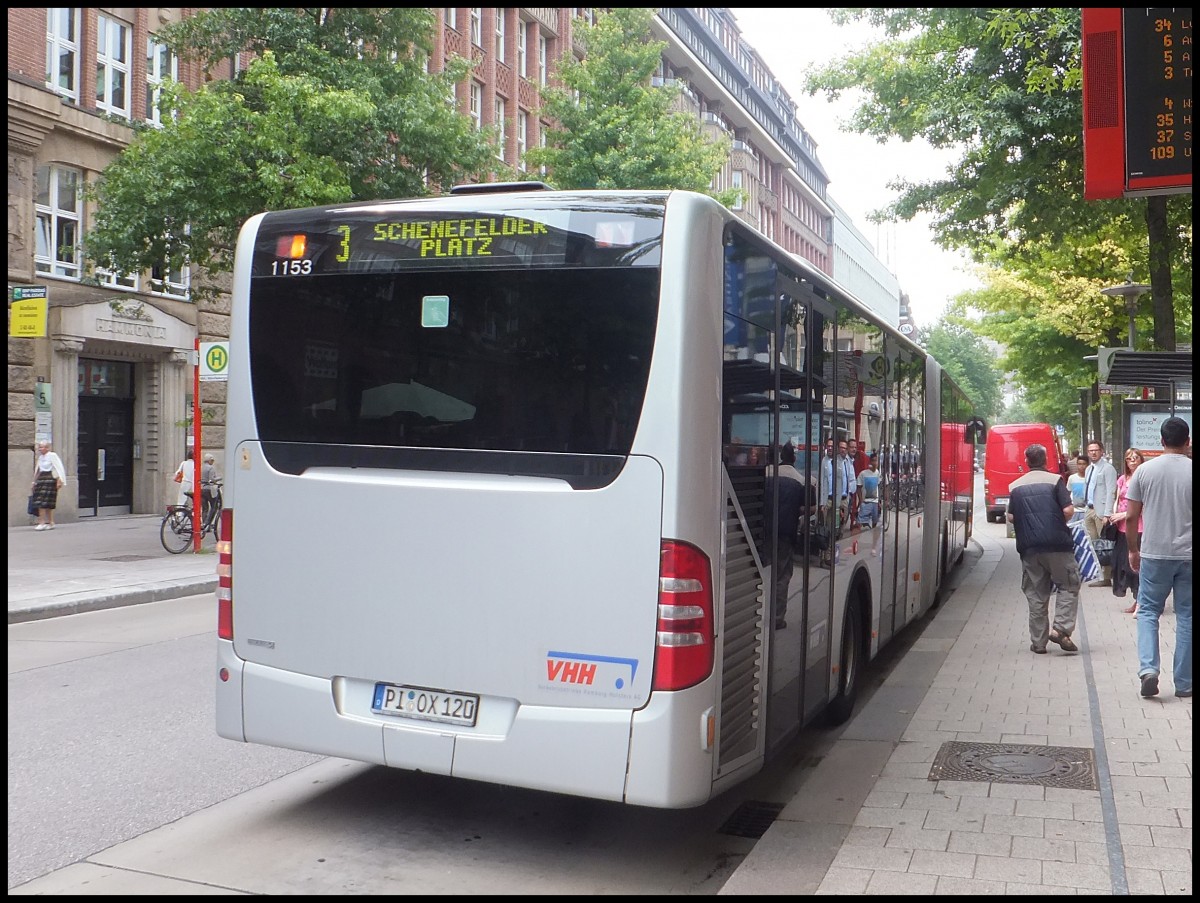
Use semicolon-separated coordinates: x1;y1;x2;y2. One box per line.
653;540;714;691
217;508;233;640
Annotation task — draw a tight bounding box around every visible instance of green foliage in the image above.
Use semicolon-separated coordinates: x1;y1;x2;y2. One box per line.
85;8;499;300
997;397;1032;425
920;319;1003;418
524;8;735;203
804;8;1191;401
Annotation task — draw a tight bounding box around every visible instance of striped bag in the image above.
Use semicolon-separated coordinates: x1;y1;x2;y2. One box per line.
1069;522;1101;583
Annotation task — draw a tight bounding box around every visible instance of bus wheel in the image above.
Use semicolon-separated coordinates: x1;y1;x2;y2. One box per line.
826;601;862;725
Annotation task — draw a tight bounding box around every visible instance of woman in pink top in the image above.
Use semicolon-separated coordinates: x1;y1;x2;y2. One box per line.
1107;448;1146;613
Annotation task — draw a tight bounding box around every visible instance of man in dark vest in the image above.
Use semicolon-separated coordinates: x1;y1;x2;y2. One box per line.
765;443;811;630
1006;443;1082;654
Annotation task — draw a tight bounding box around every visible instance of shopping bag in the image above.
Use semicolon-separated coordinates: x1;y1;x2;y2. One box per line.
1070;522;1101;583
27;494;37;517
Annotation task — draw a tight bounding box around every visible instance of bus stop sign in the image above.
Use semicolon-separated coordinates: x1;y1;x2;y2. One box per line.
200;342;230;381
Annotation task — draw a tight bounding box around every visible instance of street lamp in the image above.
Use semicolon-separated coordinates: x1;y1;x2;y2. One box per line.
1099;275;1151;349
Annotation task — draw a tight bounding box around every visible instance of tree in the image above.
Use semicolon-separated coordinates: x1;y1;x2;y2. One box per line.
84;8;499;299
919;319;1003;419
998;397;1032;425
805;9;1191;355
523;8;734;201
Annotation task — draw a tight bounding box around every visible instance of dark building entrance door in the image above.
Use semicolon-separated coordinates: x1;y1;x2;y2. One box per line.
77;360;135;516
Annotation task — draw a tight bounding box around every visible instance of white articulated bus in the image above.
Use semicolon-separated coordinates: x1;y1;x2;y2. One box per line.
215;184;983;808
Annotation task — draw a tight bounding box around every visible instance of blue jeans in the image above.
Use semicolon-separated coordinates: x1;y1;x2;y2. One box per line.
1136;557;1193;692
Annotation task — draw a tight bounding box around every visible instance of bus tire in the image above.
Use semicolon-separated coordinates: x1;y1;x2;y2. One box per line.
826;600;862;726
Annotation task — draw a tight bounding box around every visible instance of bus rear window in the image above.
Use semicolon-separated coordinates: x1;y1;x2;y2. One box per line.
248;267;660;457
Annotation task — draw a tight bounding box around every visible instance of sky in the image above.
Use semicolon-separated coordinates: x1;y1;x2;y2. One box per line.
729;8;982;327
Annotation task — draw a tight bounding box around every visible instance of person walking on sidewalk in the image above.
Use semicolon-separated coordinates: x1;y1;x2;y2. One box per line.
1006;443;1081;654
1066;454;1089;522
1108;448;1146;614
1126;417;1192;699
1083;440;1118;586
30;440;67;531
173;449;195;507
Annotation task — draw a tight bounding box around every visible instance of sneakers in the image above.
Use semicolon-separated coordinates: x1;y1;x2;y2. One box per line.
1140;673;1160;697
1030;644;1047;654
34;523;48;531
46;523;55;530
1176;688;1193;698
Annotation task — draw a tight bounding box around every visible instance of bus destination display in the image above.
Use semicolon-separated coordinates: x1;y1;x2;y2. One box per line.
254;202;664;276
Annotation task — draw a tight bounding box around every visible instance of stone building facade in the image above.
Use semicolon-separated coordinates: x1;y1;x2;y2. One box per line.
8;8;882;526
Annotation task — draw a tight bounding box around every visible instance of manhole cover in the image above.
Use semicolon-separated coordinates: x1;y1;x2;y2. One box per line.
95;555;156;562
717;800;785;838
929;741;1098;790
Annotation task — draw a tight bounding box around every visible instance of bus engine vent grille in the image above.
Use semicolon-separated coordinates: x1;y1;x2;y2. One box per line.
716;493;765;769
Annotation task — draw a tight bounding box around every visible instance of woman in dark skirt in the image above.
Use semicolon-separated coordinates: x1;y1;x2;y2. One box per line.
30;439;67;530
1107;448;1145;613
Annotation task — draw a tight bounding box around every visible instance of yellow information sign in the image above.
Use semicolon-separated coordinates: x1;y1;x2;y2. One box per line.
9;298;48;337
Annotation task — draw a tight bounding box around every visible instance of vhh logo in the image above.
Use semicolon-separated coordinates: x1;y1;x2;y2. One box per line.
547;658;597;685
545;650;640;691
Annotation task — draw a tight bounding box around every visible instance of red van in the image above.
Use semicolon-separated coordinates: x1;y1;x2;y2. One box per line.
984;423;1068;523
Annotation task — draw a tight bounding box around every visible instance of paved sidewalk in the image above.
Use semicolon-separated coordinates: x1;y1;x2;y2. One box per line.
8;514;217;623
722;525;1191;895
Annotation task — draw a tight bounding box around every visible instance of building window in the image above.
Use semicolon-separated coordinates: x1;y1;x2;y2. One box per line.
146;36;177;125
516;20;527;77
538;36;548;86
516;110;528;171
495;9;506;63
35;165;82;280
495;97;507;161
731;171;743;210
96;14;132;118
470;8;482;47
444;7;457;30
45;8;81;102
150;258;189;299
469;81;482;130
96;266;139;290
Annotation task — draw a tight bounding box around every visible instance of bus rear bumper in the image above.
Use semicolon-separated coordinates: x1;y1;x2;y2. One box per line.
222;654;676;804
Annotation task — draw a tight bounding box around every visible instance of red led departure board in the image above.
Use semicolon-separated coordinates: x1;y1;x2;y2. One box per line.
1082;8;1193;199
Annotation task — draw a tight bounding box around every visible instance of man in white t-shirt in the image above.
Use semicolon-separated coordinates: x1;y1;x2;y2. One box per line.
1125;416;1192;699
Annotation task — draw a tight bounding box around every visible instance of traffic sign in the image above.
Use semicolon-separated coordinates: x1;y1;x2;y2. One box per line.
200;342;230;381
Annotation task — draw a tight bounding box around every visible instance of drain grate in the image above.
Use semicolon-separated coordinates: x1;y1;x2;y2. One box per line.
717;800;785;838
95;554;156;562
929;741;1098;790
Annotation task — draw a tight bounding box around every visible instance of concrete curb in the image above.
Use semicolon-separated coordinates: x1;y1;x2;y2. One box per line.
7;578;218;625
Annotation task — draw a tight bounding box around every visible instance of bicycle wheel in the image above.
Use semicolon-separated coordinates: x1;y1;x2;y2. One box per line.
160;509;193;554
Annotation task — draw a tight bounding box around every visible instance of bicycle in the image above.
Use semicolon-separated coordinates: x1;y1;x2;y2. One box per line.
160;479;223;554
